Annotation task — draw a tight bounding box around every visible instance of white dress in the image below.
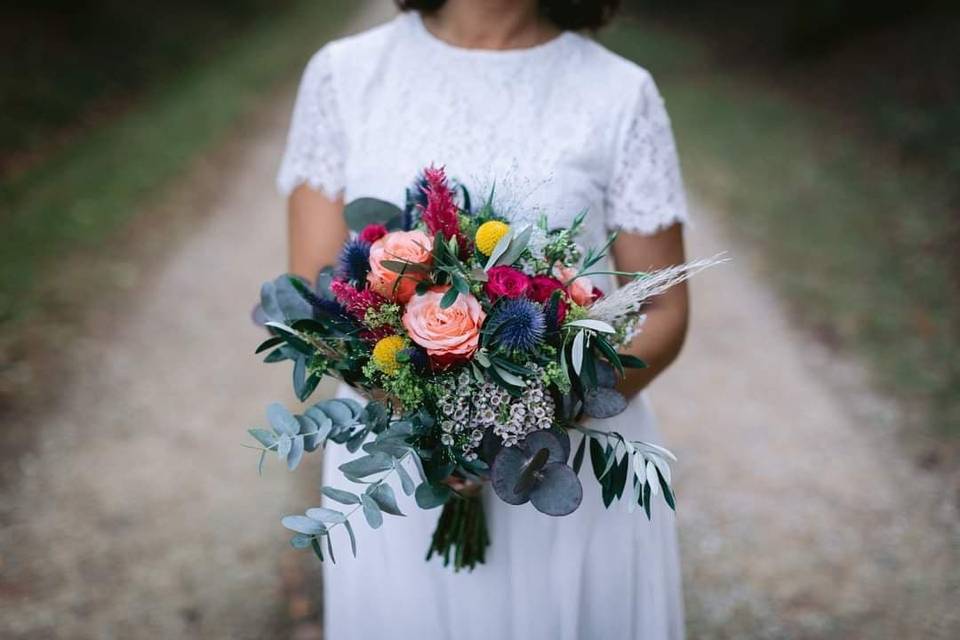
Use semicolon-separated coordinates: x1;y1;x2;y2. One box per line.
277;12;689;640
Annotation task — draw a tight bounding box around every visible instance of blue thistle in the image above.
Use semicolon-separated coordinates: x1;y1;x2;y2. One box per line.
337;239;371;284
485;298;546;353
400;346;430;374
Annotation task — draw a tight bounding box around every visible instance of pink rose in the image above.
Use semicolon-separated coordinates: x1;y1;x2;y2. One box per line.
402;287;486;367
367;230;433;303
359;223;388;244
485;266;530;300
553;265;596;306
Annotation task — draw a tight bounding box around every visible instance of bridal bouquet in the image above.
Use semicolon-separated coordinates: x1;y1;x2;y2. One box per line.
249;166;717;570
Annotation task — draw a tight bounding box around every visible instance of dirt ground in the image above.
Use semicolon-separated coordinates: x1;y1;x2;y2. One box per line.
1;1;957;638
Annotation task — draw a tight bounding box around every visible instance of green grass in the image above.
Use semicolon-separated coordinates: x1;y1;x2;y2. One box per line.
602;21;960;433
0;0;357;324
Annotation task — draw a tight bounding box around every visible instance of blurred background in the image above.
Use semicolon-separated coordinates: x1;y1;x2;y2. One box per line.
0;0;957;638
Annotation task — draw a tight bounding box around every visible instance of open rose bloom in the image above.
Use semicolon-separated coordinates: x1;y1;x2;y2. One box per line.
249;165;721;572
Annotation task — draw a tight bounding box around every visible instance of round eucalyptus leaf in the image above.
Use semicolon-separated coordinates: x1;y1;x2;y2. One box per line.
319;400;354;427
523;430;566;464
529;463;583;516
491;447;532;505
335;397;364;420
582;387;628;418
595;360;618;388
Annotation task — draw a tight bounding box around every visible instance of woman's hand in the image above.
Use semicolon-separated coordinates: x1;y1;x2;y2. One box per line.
609;223;689;397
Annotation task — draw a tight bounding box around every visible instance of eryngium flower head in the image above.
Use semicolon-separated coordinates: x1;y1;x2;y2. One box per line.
337;238;371;284
485;298;546;353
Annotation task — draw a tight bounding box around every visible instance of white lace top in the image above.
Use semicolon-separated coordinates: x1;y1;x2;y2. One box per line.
277;11;688;248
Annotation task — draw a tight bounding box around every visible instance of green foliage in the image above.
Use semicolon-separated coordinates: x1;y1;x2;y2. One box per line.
0;0;357;324
603;20;960;433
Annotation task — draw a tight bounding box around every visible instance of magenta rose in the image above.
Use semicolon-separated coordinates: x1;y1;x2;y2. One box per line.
485;266;530;300
528;275;568;325
359;223;388;244
528;275;565;303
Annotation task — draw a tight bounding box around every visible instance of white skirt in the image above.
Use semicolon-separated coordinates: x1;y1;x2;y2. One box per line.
322;385;684;640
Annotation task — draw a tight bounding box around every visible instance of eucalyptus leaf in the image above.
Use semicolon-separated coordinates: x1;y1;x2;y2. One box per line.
395;461;416;496
368;483;405;516
281;515;326;535
287;435;304;470
339;453;394;479
248;428;278;449
266;403;299;437
414;482;451;509
290;533;312;549
305;506;348;524
277;434;292;461
321;486;361;505
360;494;383;529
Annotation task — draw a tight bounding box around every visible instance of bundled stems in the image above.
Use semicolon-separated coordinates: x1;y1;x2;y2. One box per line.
426;493;489;571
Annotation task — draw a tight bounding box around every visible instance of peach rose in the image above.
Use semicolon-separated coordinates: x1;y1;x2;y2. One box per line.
553;265;596;306
402;287;486;367
366;230;433;303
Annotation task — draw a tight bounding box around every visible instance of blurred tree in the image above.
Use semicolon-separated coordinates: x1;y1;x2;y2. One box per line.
0;0;295;175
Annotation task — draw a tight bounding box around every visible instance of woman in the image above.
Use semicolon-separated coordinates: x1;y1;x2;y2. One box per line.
277;1;689;638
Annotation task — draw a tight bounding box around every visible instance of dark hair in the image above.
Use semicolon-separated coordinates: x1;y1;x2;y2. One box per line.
394;0;621;31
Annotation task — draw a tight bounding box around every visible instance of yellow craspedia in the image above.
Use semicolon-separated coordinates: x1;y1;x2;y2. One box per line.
372;335;406;375
475;220;510;256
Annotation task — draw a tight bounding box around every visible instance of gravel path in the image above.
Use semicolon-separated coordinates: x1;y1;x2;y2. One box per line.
1;2;957;638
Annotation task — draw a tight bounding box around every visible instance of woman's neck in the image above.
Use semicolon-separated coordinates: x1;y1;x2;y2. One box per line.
421;0;561;51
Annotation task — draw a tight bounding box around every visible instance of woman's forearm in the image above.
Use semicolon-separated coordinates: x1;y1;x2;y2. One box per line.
287;185;349;282
608;223;689;397
617;285;689;396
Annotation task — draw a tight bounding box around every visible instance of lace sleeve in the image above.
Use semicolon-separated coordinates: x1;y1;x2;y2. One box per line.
276;46;345;198
604;72;689;234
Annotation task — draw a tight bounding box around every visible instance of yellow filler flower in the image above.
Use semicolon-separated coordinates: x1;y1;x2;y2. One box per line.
372;335;406;375
475;220;510;256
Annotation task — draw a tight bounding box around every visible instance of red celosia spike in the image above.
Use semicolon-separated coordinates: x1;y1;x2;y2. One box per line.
330;279;386;320
419;165;473;256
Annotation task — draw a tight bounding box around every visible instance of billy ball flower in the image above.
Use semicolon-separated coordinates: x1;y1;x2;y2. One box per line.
372;335;407;375
484;298;546;353
475;220;510;256
337;238;372;284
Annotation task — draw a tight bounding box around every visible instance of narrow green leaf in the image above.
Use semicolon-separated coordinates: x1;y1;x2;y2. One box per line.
589;437;606;481
311;536;324;562
440;286;460;309
657;468;676;511
572;434;587;474
571;331;585;375
326;533;337;564
344;520;358;558
255;335;285;354
619;354;647;369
